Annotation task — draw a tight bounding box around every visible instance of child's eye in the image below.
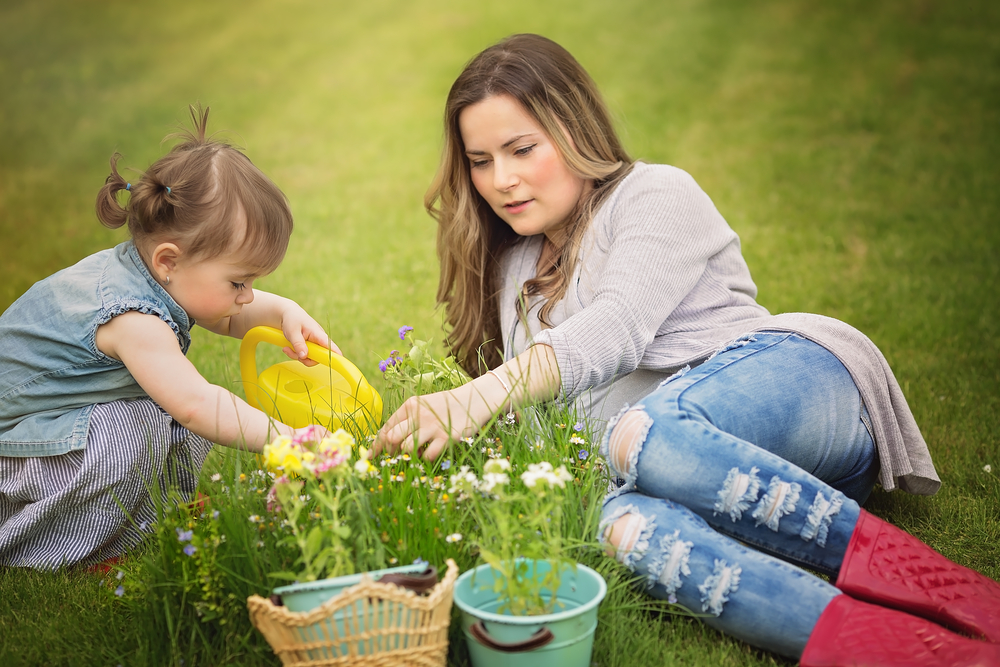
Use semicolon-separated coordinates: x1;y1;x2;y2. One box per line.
514;144;536;156
231;282;247;290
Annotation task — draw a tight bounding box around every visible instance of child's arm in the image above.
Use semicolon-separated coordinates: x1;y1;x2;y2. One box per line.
96;311;313;451
199;290;340;365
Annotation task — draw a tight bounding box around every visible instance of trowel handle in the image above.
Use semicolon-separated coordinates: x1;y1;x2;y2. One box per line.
239;326;366;412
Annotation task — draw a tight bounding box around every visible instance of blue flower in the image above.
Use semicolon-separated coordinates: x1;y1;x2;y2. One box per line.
398;325;414;340
440;460;452;470
573;422;584;431
175;528;193;542
413;557;428;566
183;544;197;557
578;449;589;460
114;585;124;597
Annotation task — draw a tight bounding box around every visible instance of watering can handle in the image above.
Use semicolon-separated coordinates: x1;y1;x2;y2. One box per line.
469;621;554;653
239;326;366;414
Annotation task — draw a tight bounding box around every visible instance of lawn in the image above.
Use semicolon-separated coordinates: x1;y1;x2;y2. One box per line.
1;0;998;665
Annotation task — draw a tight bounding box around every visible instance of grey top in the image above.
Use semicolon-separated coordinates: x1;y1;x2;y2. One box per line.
499;162;939;495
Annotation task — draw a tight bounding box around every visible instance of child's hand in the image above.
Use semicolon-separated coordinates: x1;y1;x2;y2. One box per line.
291;424;333;442
279;306;342;366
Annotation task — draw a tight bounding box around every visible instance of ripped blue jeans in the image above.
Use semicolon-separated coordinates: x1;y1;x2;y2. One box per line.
599;332;878;659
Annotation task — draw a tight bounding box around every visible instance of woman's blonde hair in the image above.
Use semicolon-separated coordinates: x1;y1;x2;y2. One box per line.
96;104;292;275
427;34;633;375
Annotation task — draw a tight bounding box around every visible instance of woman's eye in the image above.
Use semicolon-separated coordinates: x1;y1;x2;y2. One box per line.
470;158;490;169
231;282;246;290
514;144;536;156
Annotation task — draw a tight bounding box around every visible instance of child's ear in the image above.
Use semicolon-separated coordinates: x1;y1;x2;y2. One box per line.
150;242;183;285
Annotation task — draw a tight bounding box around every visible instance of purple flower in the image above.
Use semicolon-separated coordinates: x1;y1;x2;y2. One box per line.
578;449;589;460
668;593;677;604
573;422;584;432
114;585;125;597
379;359;389;373
176;528;193;542
398;325;413;340
440;460;452;470
183;544;197;556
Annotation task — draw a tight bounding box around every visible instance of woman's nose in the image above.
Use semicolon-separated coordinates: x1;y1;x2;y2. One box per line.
493;159;519;192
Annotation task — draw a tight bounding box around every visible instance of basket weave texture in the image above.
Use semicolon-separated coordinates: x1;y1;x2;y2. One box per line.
247;559;458;667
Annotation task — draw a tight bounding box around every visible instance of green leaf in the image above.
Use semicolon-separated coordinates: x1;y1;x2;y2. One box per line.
267;571;300;581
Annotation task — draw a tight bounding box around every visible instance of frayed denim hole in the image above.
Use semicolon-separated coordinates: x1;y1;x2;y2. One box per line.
606;407;652;488
705;334;759;363
698;559;742;617
713;466;762;522
657;364;692;389
800;490;844;547
598;504;655;569
648;529;693;594
751;477;802;532
599;403;632;461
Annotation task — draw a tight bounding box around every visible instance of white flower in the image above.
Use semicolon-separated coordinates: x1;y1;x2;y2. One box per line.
462;437;475;445
569;434;587;445
445;533;463;543
484;458;511;474
448;466;479;494
480;472;510;493
248;514;262;523
985;464;993;473
521;461;572;490
210;473;222;482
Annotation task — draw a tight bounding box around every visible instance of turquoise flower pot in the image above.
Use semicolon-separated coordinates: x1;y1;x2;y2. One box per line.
452;560;607;667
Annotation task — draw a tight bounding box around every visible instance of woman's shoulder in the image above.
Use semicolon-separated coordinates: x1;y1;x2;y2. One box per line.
619;161;703;191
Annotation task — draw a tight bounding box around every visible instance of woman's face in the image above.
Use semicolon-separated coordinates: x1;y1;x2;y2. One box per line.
459;94;590;241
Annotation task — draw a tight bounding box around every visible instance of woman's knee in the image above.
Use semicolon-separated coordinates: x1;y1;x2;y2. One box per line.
605;407;654;480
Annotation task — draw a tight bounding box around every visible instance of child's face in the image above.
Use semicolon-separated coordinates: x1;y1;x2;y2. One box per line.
166;252;259;324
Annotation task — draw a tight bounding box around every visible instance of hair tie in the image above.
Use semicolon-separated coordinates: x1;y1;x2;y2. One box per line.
166;186;171;194
125;183;131;191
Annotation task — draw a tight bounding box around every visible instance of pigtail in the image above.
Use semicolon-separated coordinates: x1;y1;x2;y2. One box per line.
95;153;130;229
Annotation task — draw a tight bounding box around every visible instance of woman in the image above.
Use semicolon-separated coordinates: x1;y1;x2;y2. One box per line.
377;34;1000;664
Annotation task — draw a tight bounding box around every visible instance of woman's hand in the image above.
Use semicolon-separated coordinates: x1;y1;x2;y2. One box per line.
375;344;562;461
375;383;495;461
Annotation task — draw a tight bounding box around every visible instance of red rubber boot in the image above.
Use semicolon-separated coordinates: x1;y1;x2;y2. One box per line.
835;510;1000;643
800;594;1000;667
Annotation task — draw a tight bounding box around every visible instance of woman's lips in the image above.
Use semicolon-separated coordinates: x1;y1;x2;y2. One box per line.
503;199;532;214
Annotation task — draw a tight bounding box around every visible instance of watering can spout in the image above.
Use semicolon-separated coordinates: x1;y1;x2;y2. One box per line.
239;326;382;436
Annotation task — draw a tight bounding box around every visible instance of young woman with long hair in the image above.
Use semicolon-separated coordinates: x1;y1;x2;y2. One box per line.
377;34;1000;664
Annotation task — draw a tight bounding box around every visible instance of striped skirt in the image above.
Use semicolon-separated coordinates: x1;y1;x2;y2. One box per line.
0;398;213;569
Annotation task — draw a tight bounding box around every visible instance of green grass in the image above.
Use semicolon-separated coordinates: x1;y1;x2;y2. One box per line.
1;0;998;665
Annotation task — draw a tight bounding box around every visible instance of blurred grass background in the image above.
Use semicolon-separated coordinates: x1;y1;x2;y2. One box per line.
1;0;998;664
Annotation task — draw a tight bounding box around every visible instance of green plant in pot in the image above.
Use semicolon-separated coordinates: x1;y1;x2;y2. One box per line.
452;458;608;667
246;427;451;664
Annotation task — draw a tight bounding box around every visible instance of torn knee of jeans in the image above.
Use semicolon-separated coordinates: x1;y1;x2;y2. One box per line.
605;407;653;484
713;466;762;522
698;559;742;616
647;529;694;595
599;504;655;569
751;476;801;531
800;490;844;547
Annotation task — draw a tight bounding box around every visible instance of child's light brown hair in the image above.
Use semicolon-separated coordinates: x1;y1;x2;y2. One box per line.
96;104;292;274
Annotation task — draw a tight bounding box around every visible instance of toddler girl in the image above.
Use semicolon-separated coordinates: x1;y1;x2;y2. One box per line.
0;106;334;569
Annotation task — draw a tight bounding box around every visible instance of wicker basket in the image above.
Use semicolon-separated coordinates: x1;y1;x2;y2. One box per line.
247;559;458;667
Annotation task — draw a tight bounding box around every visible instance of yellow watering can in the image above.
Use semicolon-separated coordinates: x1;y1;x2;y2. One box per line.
240;326;382;436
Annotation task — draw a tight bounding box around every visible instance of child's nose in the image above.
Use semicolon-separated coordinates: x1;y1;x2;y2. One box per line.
237;289;255;305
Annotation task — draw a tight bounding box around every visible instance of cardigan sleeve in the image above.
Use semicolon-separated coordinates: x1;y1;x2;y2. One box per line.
533;165;743;401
